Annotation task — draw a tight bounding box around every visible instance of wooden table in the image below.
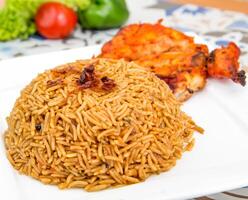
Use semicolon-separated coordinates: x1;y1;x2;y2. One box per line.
168;0;248;13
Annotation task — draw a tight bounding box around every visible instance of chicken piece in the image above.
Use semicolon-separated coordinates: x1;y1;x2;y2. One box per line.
100;21;208;101
207;42;246;86
99;21;246;101
101;21;196;60
144;50;208;100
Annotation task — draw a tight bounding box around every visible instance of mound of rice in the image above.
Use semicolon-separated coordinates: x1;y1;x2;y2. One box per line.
4;58;203;191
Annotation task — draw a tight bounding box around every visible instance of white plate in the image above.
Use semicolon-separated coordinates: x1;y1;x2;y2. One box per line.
0;44;248;200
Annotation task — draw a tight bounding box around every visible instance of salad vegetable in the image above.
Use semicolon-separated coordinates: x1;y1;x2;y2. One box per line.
0;0;90;41
35;2;77;39
78;0;129;29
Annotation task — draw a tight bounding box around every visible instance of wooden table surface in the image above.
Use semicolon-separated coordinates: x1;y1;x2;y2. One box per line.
168;0;248;13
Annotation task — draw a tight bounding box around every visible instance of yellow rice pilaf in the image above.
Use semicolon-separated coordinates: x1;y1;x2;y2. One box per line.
4;58;203;191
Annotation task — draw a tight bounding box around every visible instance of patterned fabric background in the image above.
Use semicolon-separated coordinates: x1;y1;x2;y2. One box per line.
0;0;247;65
0;0;248;199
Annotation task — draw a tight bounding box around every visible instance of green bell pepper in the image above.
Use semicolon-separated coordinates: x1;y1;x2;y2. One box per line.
78;0;129;29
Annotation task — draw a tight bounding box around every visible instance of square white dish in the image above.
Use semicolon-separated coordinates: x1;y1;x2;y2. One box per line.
0;44;248;200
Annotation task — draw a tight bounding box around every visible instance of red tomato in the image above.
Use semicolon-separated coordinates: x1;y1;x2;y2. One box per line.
35;2;77;39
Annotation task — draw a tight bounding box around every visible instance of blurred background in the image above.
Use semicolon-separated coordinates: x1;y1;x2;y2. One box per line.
0;0;247;61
